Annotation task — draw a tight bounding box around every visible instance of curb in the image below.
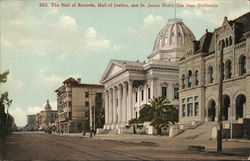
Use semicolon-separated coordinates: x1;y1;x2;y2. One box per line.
225;139;250;143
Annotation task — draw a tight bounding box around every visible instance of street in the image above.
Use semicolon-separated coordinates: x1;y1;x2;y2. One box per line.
1;132;250;160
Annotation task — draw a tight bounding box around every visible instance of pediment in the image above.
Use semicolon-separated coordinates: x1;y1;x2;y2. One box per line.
100;61;125;83
107;64;123;77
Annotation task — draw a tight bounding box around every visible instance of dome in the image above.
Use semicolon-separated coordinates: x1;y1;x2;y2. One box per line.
44;100;51;111
148;18;195;61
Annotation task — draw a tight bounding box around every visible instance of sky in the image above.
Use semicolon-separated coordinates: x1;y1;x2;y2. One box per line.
0;0;249;126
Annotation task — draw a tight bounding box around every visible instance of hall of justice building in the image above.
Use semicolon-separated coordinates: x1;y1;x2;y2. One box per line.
178;12;250;138
100;17;195;133
55;77;104;133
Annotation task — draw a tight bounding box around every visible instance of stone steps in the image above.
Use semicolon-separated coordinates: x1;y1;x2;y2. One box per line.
176;122;216;140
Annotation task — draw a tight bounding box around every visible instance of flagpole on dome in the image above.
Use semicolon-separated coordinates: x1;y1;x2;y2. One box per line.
175;0;177;19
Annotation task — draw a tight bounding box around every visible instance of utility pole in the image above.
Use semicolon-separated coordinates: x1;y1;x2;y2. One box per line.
217;40;224;152
89;95;93;138
89;91;95;138
93;105;96;134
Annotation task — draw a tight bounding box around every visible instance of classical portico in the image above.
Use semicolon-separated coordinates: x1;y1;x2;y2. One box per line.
100;18;194;132
104;81;134;129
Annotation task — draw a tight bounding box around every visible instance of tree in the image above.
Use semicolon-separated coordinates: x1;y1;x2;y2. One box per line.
139;97;178;135
85;106;105;132
128;118;141;134
0;71;12;139
94;107;105;129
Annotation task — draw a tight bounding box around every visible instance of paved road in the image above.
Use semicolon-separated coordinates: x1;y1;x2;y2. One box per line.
1;132;250;160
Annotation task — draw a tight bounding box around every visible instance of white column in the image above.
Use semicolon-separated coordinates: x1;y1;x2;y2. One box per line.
104;90;109;128
127;81;133;121
118;85;122;125
113;87;117;125
132;89;136;119
108;89;113;126
122;82;127;125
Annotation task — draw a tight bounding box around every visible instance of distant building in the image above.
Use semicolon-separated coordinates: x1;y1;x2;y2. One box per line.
55;77;104;133
36;100;57;131
26;114;36;130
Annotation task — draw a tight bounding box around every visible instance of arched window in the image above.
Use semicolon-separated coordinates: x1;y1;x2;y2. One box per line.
226;38;228;47
225;60;232;79
239;55;246;76
229;36;232;46
208;66;213;84
188;70;192;88
194;70;199;86
181;74;185;89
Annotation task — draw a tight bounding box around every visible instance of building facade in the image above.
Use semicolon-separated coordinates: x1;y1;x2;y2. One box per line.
26;114;36;130
55;77;104;133
100;18;195;131
178;12;250;136
37;100;57;130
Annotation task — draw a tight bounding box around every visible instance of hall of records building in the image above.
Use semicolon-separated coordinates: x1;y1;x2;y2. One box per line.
178;12;250;137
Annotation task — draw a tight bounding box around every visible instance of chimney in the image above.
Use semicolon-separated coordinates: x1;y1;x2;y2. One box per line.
77;78;81;84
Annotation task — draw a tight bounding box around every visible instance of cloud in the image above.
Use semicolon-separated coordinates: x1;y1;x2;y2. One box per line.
143;15;164;27
1;3;114;57
82;27;111;52
178;0;250;27
2;73;25;92
37;68;64;88
9;108;27;127
1;37;13;48
59;16;78;31
125;14;164;39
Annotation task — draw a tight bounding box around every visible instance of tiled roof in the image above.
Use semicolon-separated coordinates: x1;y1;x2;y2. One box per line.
63;77;77;84
72;83;104;88
195;32;213;53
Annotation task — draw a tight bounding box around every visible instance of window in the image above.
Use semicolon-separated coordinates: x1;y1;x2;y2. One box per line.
225;60;232;79
141;90;144;101
182;74;185;89
229;36;232;46
239;55;246;76
85;101;89;107
182;99;186;117
135;92;138;102
187;97;193;117
148;88;151;99
85;92;89;98
95;93;102;108
67;91;72;97
161;87;167;97
85;112;88;117
67;101;72;107
208;66;214;83
188;70;192;87
194;96;199;116
194;70;199;86
174;88;179;99
77;123;82;129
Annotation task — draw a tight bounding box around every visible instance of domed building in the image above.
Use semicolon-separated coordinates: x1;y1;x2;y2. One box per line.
149;18;195;61
36;100;57;131
100;18;195;134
